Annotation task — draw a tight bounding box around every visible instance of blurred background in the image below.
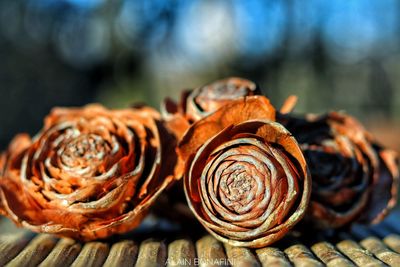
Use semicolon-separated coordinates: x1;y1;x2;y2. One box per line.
0;0;399;151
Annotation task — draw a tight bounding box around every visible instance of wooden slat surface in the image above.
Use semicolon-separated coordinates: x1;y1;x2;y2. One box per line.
103;240;138;267
39;238;81;267
135;239;167;267
167;239;196;267
256;247;291;267
0;211;399;266
336;239;385;266
284;244;323;267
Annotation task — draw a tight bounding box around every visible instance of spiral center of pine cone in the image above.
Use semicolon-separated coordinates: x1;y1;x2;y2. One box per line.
304;141;358;189
223;170;254;202
206;144;270;215
305;149;342;184
61;134;111;168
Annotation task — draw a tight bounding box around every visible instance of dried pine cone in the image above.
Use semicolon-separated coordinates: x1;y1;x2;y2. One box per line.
157;77;262;223
0;104;183;240
161;77;261;123
281;112;399;228
178;96;311;248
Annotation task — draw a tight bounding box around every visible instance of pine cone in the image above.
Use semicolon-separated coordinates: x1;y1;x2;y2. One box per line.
0;104;183;240
178;96;311;248
281;112;399;228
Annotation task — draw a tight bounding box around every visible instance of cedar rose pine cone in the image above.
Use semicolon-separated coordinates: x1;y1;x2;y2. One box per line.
156;77;262;223
282;112;399;228
162;77;261;123
0;104;182;240
178;96;311;248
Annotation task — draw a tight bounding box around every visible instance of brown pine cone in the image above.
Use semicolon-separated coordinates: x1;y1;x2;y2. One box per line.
0;104;183;240
161;77;261;124
281;111;399;228
178;96;311;248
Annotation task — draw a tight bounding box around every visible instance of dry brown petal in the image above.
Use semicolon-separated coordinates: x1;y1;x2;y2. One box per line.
360;144;399;224
281;111;399;228
179;96;310;248
0;104;182;241
280;95;298;115
179;96;275;162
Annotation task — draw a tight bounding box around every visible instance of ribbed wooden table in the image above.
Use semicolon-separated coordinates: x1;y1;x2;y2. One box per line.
0;210;399;267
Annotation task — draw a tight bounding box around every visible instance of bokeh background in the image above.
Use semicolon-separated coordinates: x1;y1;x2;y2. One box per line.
0;0;399;152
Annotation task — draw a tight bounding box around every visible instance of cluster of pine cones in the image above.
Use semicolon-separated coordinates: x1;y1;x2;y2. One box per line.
0;77;397;248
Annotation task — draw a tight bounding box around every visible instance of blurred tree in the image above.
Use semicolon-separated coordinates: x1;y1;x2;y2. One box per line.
0;0;399;150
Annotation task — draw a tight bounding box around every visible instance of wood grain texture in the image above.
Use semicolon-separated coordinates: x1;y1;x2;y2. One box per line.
256;247;291;267
196;235;228;267
103;240;138;267
0;211;400;267
70;242;109;267
284;244;324;267
336;239;385;267
167;239;196;267
311;242;355;267
6;234;57;267
135;239;167;267
383;234;400;253
0;233;31;266
39;238;81;267
360;236;400;266
224;244;260;267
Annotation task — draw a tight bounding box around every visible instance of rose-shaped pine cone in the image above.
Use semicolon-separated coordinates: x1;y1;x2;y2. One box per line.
157;78;262;223
0;104;183;240
178;96;311;248
281;112;399;229
161;77;261;124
